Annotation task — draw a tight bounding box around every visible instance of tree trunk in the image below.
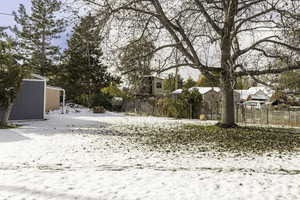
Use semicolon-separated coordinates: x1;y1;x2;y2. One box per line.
218;73;236;128
0;102;13;127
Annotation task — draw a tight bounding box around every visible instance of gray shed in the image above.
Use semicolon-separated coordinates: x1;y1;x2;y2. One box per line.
0;74;46;120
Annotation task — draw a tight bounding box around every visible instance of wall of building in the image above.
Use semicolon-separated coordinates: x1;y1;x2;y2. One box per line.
152;78;164;96
46;88;61;112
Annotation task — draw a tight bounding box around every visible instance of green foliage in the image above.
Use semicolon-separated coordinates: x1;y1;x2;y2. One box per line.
163;73;183;92
271;91;288;103
13;0;65;76
235;77;251;89
183;77;197;89
0;29;30;126
74;92;112;110
119;37;155;87
57;15;120;102
157;89;202;118
279;70;300;91
90;92;112;110
101;83;128;99
197;74;220;87
0;30;29;108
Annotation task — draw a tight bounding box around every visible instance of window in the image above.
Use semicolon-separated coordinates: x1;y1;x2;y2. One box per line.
156;82;162;89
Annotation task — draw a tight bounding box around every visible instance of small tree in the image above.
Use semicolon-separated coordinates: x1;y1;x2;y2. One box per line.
163;73;183;92
0;29;29;126
183;77;197;89
197;74;220;87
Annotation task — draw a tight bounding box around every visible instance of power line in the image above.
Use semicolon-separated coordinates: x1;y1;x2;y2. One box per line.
0;12;13;16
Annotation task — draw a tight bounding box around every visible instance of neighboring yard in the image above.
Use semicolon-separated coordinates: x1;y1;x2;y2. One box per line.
1;108;300;200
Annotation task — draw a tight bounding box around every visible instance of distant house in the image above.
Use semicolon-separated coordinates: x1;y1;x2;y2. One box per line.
135;75;165;96
0;74;65;121
172;87;240;105
236;86;274;102
172;87;240;118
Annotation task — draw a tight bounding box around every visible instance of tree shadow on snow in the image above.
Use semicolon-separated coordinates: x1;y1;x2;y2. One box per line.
0;129;30;143
0;185;100;200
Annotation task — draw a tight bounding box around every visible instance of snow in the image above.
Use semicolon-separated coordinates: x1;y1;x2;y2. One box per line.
1;108;300;199
172;87;220;95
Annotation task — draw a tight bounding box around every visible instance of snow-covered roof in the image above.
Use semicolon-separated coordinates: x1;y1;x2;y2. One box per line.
189;87;221;94
172;89;183;94
248;87;274;97
235;90;250;100
172;87;220;95
250;94;268;100
47;86;65;91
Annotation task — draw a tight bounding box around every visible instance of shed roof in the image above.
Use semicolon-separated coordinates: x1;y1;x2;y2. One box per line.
47;86;65;91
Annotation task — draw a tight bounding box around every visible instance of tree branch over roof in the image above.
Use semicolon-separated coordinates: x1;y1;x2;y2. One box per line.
235;62;300;77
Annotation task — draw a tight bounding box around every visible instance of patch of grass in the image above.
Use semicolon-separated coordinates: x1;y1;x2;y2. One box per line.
0;124;21;129
127;125;300;155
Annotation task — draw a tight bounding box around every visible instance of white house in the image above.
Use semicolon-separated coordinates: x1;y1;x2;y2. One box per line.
172;87;240;104
235;86;274;102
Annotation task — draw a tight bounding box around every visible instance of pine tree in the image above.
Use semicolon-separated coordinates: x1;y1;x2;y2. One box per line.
0;29;30;126
60;15;120;101
13;0;65;76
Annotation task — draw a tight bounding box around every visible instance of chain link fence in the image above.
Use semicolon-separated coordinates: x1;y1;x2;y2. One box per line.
235;105;300;128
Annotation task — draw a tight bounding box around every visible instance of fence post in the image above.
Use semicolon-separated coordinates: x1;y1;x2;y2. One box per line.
266;106;269;126
236;105;239;124
190;104;192;119
289;109;291;127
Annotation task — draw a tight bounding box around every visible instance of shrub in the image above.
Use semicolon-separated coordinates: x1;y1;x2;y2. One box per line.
90;92;112;110
156;89;202;119
74;94;90;107
93;106;106;113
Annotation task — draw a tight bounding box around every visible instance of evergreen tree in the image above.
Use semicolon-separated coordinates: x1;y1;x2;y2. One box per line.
183;77;197;89
0;29;30;126
197;74;220;87
60;15;120;101
163;73;183;92
13;0;65;76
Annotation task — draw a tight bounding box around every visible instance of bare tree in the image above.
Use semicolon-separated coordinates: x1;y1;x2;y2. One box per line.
80;0;300;127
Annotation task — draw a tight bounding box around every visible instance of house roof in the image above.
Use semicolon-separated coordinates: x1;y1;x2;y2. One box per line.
172;89;183;94
250;94;268;100
235;90;250;100
172;87;220;95
190;87;220;94
248;86;274;97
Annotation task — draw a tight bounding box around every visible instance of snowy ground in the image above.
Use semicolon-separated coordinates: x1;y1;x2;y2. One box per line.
1;109;300;200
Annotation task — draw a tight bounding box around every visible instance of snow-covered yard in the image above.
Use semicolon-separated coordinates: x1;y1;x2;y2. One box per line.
1;109;300;200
